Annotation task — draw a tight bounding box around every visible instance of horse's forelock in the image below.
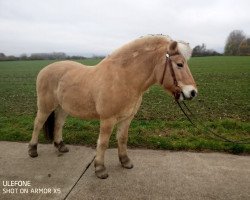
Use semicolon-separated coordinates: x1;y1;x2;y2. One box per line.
177;41;192;60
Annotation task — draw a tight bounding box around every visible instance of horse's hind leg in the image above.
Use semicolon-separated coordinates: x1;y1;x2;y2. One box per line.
95;118;116;179
53;107;69;153
29;110;50;157
117;116;134;169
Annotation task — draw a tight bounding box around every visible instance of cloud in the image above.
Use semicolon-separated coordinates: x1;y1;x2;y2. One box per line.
0;0;249;55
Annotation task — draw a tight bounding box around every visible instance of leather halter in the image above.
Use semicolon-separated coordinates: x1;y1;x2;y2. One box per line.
160;53;181;100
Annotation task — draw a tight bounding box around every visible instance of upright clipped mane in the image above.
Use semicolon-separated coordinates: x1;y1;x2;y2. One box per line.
143;35;192;60
108;34;192;61
109;35;172;59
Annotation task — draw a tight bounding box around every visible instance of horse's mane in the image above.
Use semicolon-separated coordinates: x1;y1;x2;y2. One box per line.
104;34;192;66
109;35;171;58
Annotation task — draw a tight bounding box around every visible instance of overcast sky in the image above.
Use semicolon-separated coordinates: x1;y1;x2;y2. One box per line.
0;0;249;56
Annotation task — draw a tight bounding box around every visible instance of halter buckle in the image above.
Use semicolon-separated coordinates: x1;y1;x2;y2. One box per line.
166;53;170;58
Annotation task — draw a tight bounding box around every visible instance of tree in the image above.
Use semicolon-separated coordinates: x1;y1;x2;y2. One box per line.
239;38;250;55
20;53;28;60
224;30;246;55
0;53;6;60
192;44;206;56
192;44;221;57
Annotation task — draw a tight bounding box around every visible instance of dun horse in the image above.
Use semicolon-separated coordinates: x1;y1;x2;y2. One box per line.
28;35;197;179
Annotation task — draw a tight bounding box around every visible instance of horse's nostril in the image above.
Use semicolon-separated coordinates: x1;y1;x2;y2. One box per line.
190;90;196;97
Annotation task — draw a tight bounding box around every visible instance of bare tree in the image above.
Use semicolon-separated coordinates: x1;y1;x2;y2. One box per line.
239;38;250;55
224;30;246;55
192;44;221;57
20;53;28;60
0;53;5;61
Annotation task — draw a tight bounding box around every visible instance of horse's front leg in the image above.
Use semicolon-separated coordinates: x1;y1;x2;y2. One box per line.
117;116;134;169
95;118;116;179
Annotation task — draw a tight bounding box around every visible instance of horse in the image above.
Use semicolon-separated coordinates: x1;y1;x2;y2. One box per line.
28;35;197;179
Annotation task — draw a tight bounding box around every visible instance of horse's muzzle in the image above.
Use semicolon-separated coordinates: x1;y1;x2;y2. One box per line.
175;85;197;101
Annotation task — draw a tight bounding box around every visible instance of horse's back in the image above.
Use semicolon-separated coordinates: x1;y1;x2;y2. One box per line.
37;60;88;92
38;60;86;79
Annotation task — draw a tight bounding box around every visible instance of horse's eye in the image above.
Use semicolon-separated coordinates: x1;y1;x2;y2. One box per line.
177;63;183;68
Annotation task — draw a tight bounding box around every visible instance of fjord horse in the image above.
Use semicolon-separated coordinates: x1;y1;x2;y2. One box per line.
28;35;197;179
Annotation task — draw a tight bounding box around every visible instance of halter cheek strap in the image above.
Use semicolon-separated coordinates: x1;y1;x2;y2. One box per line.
160;55;168;85
160;53;181;100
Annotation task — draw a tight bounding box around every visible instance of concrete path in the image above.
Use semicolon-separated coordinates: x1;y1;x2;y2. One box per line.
0;142;249;200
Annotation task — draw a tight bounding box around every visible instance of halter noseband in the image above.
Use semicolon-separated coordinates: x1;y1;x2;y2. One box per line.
160;53;181;100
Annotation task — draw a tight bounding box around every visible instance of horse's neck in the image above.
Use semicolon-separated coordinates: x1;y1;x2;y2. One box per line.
102;53;159;93
127;61;156;92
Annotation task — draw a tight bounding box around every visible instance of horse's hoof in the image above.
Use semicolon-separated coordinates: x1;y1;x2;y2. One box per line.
95;166;109;179
120;155;133;169
28;144;38;158
122;161;134;169
54;141;69;153
59;145;69;153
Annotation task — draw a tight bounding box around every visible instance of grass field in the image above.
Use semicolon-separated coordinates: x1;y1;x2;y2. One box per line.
0;56;249;153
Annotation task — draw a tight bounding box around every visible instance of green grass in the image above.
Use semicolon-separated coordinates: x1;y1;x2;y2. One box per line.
0;56;249;154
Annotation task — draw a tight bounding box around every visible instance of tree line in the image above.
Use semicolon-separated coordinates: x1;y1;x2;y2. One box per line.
0;52;89;61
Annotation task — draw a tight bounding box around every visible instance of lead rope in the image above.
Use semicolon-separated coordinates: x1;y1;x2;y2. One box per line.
179;101;250;144
163;54;250;145
176;98;250;145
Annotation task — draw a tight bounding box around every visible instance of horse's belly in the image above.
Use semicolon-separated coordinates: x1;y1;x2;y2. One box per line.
63;101;99;119
58;88;99;119
62;100;99;119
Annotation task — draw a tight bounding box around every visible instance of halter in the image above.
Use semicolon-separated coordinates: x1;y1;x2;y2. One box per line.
160;53;182;101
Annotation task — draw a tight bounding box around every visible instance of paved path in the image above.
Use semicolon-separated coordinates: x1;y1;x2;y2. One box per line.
0;141;249;200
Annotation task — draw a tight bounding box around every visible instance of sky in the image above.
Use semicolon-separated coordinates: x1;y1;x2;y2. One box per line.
0;0;249;56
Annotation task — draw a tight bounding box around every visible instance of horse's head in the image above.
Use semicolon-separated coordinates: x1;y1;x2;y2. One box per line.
158;40;197;101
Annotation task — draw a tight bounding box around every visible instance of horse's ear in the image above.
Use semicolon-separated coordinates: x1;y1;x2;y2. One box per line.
169;41;178;53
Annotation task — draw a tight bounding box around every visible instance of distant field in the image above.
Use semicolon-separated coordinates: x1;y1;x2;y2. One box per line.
0;56;249;153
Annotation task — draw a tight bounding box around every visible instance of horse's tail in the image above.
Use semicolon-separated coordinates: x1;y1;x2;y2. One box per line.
43;111;55;141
